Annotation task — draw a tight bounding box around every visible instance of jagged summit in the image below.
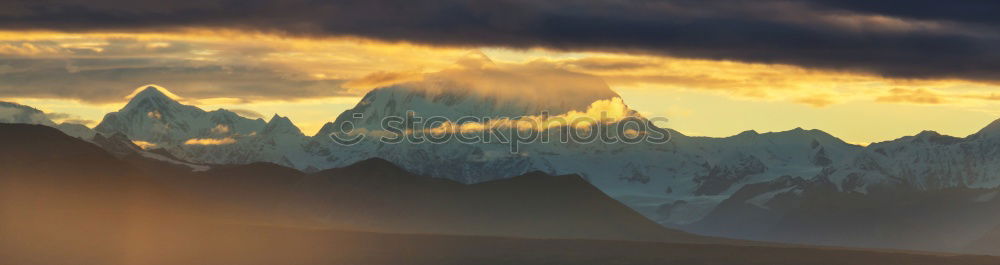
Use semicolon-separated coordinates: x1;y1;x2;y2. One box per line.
906;130;964;145
127;85;180;101
133;85;167;98
264;114;303;136
121;85;185;112
90;85;317;169
94;86;307;167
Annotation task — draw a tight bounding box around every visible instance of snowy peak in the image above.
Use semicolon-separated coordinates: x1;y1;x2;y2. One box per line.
318;85;621;137
92;85;313;168
121;85;184;113
132;85;172;100
264;114;303;136
907;130;964;145
96;85;269;145
720;127;851;149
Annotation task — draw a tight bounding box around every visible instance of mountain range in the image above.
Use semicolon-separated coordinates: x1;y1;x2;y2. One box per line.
4;84;1000;254
6;122;1000;265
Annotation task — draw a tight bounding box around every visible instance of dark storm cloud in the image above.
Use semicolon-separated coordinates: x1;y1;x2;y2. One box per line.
3;0;1000;81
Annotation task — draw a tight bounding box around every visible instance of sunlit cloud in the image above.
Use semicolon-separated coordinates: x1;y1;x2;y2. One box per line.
183;137;237;145
342;70;425;92
3;30;1000;111
0;31;467;104
4;0;1000;82
0;30;999;143
506;53;1000;109
44;112;96;125
229;108;264;119
793;94;838;108
126;85;183;101
211;124;230;134
876;88;948;104
427;97;637;134
132;140;158;149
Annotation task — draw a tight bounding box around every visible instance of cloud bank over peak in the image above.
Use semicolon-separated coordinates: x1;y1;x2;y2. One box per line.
406;53;621;113
4;0;1000;82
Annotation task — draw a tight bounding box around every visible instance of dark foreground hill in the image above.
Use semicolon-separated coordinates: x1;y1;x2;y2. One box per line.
3;123;1000;264
0;123;714;244
192;157;713;242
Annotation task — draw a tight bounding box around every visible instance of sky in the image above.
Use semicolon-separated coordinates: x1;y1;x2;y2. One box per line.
2;0;1000;144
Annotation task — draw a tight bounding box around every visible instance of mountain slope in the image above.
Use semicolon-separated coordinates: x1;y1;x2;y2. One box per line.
683;120;1000;252
0;101;95;139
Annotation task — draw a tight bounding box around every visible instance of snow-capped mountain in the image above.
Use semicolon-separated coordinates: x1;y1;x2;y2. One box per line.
300;83;1000;253
678;122;1000;252
85;85;1000;230
531;127;864;225
96;86;268;145
286;80;876;228
94;86;310;168
304;80;627;182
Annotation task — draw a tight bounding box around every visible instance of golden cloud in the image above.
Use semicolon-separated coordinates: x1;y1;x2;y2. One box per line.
183;137;237;145
794;95;837;108
132;140;158;149
211;124;230;134
961;93;1000;101
512;53;1000;109
343;70;425;91
427;97;637;134
4;30;1000;111
876;88;948;104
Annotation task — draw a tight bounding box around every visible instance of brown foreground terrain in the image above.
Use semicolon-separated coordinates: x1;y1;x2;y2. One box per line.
5;215;1000;265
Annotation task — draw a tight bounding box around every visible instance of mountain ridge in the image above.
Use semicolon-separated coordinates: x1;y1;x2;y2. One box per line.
0;123;724;245
7;85;1000;254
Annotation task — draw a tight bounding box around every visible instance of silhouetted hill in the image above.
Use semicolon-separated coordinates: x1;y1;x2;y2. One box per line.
291;158;713;243
0;124;172;263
